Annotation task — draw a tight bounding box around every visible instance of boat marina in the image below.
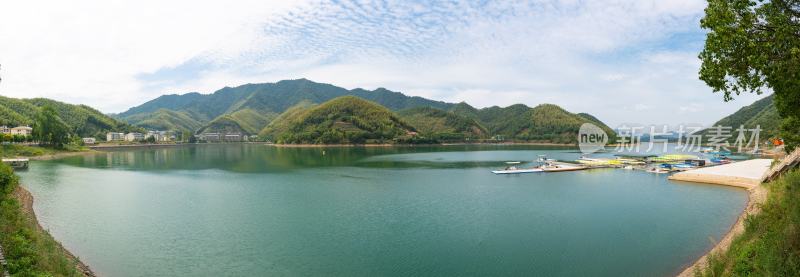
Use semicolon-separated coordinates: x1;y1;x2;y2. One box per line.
492;150;762;177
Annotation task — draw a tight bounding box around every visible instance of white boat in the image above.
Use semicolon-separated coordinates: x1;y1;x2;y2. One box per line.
541;162;587;172
491;167;544;174
647;168;670;174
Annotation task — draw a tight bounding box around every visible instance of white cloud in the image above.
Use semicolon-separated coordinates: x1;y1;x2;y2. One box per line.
0;0;311;111
0;0;766;127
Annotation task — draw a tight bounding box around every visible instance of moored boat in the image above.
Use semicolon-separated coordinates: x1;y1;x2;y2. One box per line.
491;167;544;174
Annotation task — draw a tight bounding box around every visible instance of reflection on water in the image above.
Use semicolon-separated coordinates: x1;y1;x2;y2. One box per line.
62;144;577;172
20;144;748;277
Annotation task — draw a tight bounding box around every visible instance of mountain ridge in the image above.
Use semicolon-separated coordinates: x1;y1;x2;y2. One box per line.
116;78;618;143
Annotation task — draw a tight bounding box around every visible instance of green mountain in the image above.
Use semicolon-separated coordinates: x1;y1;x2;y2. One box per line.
198;109;277;135
261;96;414;144
117;78;619;144
121;109;203;133
447;103;616;144
117;79;451;133
258;101;316;139
0;96;135;138
398;107;487;140
706;94;780;139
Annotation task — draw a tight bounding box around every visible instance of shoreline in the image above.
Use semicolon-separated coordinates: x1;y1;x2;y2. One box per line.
676;183;767;276
12;186;96;277
28;150;99;161
268;142;577;148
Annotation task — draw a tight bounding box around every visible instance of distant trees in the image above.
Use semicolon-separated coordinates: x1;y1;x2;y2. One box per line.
700;0;800;151
33;105;71;148
0;134;32;144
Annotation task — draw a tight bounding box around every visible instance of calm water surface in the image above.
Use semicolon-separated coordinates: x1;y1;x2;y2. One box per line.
18;144;747;276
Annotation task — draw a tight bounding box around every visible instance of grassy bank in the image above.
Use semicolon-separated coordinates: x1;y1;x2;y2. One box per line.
1;144;88;158
0;163;86;276
697;168;800;276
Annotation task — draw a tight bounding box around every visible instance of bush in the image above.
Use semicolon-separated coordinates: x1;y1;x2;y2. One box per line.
0;163;19;194
0;162;83;276
697;169;800;276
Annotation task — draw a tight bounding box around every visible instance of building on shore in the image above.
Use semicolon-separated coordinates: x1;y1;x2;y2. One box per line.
82;137;96;144
145;130;176;142
10;126;33;136
106;132;125;142
196;132;248;142
1;125;33;136
125;132;144;142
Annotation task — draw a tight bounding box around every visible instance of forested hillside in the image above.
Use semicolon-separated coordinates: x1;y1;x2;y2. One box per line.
0;96;135;138
704;94;781;139
398;107;487;141
117;79;451;134
261;96;414;144
449;103;617;144
117;78;619;144
119;109;203;133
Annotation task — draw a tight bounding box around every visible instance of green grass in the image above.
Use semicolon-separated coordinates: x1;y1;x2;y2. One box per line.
697;168;800;276
0;163;84;276
0;144;88;158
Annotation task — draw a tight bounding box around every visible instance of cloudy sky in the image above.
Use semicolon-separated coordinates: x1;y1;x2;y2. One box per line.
0;0;769;127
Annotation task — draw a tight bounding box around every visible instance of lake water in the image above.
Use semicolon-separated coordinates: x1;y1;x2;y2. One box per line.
18;144;747;276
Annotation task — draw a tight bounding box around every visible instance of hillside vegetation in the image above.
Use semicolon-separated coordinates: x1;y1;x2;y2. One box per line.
116;79;618;144
698;169;800;276
0;96;135;138
451;103;617;144
263;96;414;144
197;109;276;135
120;109;203;133
0;163;86;276
398;107;487;141
259;101;316;139
116;79;451;133
704;94;781;139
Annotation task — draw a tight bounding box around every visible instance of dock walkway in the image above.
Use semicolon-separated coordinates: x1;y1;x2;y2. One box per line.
668;159;773;189
762;148;800;183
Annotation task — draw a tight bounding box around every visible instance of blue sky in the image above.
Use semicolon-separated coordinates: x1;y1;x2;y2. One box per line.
0;0;768;127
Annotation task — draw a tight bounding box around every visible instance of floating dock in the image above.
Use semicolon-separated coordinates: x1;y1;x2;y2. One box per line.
667;159;773;189
1;158;29;170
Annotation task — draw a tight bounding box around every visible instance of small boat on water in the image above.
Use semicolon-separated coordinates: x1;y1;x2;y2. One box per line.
646;165;671;174
541;163;587;172
491;167;544;174
492;161;543;174
672;164;695;171
492;156;587;174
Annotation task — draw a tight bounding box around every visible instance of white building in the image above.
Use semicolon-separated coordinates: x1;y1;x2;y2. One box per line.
106;132;125;142
146;130;177;142
9;126;32;136
82;137;96;144
125;132;144;142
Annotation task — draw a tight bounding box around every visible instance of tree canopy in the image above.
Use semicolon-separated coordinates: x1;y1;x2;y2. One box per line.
700;0;800;151
33;105;71;148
